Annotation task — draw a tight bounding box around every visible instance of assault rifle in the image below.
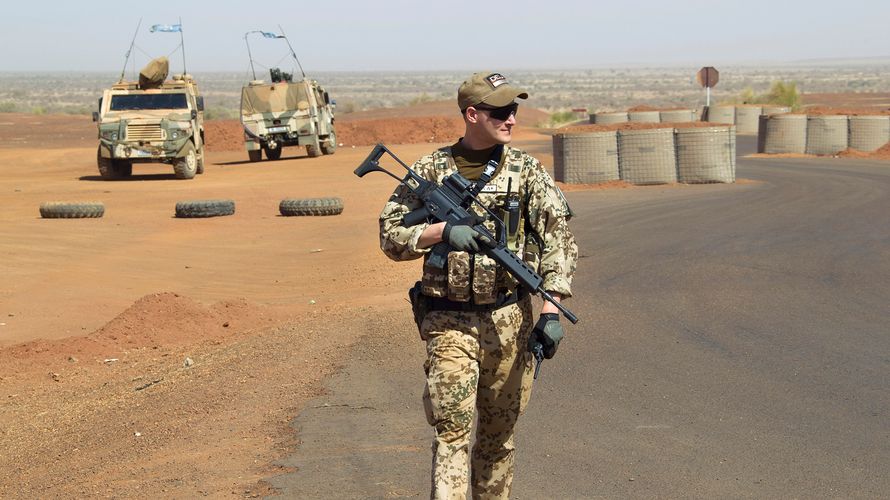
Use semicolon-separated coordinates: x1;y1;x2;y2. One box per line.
354;143;578;325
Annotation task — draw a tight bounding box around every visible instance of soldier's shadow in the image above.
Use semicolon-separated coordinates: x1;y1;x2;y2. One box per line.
78;174;180;181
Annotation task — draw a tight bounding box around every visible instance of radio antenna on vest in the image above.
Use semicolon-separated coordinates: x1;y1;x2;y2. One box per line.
119;18;142;83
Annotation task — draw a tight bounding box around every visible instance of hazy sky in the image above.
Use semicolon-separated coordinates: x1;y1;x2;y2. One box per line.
3;0;889;73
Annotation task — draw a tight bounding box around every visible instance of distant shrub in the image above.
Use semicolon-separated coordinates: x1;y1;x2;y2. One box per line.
409;93;436;106
766;81;802;111
728;80;802;110
0;101;17;113
31;106;46;115
204;107;239;120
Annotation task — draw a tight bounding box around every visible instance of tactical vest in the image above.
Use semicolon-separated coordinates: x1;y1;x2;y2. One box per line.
420;147;542;304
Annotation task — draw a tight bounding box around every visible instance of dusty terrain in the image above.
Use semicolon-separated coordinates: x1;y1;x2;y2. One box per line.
0;105;555;497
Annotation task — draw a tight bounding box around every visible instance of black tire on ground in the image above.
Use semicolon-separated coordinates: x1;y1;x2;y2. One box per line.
279;197;343;216
175;199;236;218
321;131;337;155
39;202;105;219
306;141;321;158
173;142;198;179
248;149;262;162
196;155;205;175
264;144;282;161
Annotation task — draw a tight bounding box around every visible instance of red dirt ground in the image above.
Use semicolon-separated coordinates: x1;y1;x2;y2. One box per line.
0;102;591;497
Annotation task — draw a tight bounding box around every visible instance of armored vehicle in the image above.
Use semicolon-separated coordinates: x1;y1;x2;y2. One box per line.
93;56;205;179
240;29;335;161
241;70;335;161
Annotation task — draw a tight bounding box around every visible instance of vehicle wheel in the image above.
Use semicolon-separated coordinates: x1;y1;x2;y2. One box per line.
321;131;337;155
248;149;262;162
173;142;198;179
97;147;127;180
306;142;321;158
40;201;105;219
196;155;205;174
264;144;282;161
116;161;133;177
174;199;236;218
279;197;343;216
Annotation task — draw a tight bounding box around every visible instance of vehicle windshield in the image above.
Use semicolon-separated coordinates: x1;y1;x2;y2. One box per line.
109;93;189;111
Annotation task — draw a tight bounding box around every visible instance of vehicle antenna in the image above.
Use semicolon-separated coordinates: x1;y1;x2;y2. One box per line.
244;32;257;80
179;17;187;75
119;18;142;83
277;25;306;78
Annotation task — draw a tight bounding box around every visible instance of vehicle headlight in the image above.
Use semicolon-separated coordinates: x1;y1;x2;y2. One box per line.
170;130;180;140
100;130;118;140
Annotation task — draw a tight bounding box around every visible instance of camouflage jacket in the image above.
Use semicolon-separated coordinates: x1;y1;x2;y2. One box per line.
379;145;578;303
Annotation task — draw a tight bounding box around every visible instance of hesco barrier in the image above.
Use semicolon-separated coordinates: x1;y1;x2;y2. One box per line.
659;109;695;122
762;105;791;116
552;132;620;183
591;112;628;124
706;106;735;124
627;111;660;123
617;128;677;184
848;115;890;152
759;114;807;153
734;106;762;135
806;115;848;155
676;126;736;183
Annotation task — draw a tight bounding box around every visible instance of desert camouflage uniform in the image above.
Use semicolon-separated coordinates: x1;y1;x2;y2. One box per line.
379;145;577;499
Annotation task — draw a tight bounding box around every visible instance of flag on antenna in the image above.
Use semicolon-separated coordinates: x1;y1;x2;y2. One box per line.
261;31;283;38
150;24;182;33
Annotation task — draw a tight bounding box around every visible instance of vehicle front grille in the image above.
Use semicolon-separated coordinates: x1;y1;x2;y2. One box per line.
126;123;165;141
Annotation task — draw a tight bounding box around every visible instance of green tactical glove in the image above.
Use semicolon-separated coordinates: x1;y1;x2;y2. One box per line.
528;313;563;359
442;215;493;253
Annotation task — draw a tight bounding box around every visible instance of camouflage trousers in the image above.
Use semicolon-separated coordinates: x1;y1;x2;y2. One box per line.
420;296;535;500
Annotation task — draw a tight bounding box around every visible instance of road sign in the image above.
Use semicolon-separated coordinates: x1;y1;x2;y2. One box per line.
697;67;719;88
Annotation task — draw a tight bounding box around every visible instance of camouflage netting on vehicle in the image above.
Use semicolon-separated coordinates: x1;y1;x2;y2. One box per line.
627;111;660;123
139;57;169;89
590;112;628;124
617;128;677;185
706;105;735;125
552;131;619;183
735;106;762;135
848;116;890;152
241;82;310;115
806;115;848;155
758;114;807;153
659;110;695;123
676;126;736;183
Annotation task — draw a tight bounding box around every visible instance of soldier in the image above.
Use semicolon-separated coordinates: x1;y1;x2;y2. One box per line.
378;71;578;499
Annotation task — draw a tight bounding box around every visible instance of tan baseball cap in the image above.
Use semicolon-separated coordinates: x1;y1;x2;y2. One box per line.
458;72;528;110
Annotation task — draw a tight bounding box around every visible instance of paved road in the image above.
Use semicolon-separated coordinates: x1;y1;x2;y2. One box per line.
269;139;889;498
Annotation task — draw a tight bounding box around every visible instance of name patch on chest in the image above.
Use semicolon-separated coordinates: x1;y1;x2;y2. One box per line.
480;184;499;193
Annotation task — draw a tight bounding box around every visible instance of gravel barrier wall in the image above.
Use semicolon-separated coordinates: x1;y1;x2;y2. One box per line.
758;114;808;154
848;115;890;152
590;112;628;124
805;115;849;155
552;132;620;183
627;111;661;123
616;128;678;184
734;106;762;135
554;125;736;185
676;126;736;183
659;109;696;123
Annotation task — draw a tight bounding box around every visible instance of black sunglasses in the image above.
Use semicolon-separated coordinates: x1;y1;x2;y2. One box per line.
473;102;519;121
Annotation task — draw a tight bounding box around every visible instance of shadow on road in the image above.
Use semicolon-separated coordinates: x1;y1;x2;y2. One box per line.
78;174;184;182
